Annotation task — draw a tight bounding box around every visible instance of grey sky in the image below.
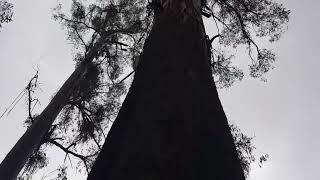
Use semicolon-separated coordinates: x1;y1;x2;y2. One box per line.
0;0;319;179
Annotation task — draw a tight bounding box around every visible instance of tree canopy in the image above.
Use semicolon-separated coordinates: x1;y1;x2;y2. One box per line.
204;0;290;87
16;0;289;179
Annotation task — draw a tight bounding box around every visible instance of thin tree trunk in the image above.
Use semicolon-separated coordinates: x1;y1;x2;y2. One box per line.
0;35;107;179
0;61;89;179
88;0;245;179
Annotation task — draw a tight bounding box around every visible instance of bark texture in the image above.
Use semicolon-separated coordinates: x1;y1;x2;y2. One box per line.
88;0;245;179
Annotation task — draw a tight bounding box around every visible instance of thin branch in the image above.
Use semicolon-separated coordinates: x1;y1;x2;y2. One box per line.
74;28;88;51
78;107;102;150
0;89;26;120
57;15;100;35
47;138;95;173
210;34;221;43
117;70;135;84
48;139;86;161
220;0;260;54
80;106;106;139
237;0;261;17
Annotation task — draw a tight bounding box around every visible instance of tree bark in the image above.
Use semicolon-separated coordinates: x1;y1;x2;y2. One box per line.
88;0;245;179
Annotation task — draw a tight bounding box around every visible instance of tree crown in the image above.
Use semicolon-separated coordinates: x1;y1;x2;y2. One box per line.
17;0;288;178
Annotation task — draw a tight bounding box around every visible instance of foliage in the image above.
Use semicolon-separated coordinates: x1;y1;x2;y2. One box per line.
18;148;48;179
19;0;150;178
230;124;269;178
18;0;288;179
0;0;13;30
205;0;290;86
212;53;244;88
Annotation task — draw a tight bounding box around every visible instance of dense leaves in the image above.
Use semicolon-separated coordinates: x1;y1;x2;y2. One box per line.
19;0;150;178
18;0;287;179
212;53;244;88
249;48;276;81
205;0;290;86
18;148;48;179
0;0;13;30
49;0;149;174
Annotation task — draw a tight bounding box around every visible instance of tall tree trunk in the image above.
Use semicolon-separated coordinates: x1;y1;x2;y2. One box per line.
0;35;106;179
88;0;245;179
0;61;90;179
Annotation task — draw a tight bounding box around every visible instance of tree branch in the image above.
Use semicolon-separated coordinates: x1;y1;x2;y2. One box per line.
47;139;86;161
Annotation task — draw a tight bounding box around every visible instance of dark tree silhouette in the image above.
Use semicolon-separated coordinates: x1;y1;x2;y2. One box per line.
0;0;288;179
87;0;289;179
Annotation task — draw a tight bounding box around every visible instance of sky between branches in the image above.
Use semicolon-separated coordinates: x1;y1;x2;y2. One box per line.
0;0;320;179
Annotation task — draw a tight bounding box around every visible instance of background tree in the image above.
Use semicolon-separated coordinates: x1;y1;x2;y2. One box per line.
0;0;148;178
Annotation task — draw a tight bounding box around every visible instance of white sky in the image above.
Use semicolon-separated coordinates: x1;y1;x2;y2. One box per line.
0;0;320;179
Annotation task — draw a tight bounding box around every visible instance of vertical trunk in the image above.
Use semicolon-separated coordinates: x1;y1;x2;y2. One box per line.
0;36;107;179
0;61;90;179
88;0;245;179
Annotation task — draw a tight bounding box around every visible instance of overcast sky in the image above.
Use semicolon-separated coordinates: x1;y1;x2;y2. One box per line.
0;0;319;179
